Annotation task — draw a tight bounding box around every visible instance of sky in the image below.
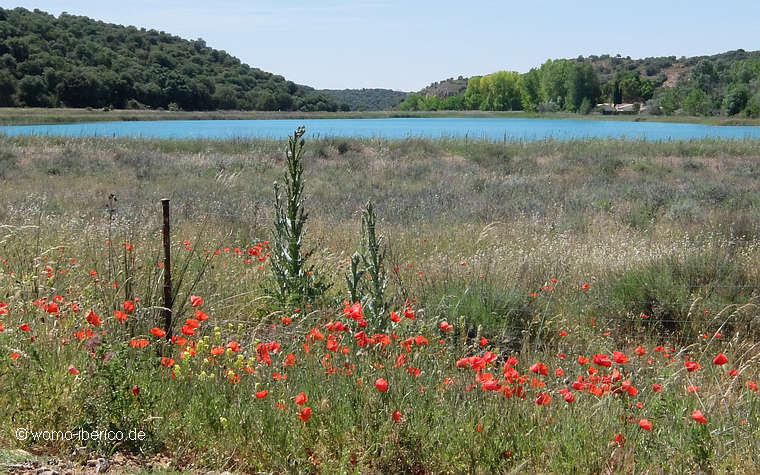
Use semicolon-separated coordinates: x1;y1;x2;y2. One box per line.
5;0;760;91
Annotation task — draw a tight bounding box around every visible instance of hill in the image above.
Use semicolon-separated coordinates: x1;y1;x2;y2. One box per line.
319;88;408;111
404;49;760;117
0;7;339;111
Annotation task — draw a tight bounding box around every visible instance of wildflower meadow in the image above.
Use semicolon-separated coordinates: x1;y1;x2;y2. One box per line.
1;131;760;473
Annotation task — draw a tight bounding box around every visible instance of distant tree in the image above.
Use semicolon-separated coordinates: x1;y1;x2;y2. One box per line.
723;84;749;115
518;68;542;112
17;74;49;106
0;70;17;105
683;88;711;115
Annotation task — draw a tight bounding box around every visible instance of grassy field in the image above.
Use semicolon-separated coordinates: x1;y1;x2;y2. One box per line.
2;133;760;472
3;107;760;126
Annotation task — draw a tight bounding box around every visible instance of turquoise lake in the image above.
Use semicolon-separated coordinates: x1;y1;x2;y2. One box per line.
1;117;760;141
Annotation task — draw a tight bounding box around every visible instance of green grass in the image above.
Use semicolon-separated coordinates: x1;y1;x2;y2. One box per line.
1;134;760;472
3;107;760;125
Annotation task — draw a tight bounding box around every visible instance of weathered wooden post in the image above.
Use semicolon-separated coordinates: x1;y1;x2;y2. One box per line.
161;199;173;339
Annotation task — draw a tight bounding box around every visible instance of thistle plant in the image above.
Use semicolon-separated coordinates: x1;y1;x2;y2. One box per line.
345;201;388;329
269;126;329;305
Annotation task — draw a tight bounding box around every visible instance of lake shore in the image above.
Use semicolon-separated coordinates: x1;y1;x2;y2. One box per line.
2;107;760;126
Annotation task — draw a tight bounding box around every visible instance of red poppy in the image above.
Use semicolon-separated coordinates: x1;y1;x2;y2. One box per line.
403;307;415;320
150;327;166;338
344;302;363;320
114;310;128;322
612;351;628;364
123;300;135;313
132;385;140;396
615;433;625;446
577;355;588;364
390;311;401;322
685;361;700;372
181;325;196;335
639;419;652;430
535;392;551;405
85;311;101;327
130;338;150;348
479;336;488;346
530;362;548;376
729;369;738;377
747;381;758;392
634;346;646;356
439;320;453;333
692;409;707;423
10;352;20;360
652;383;662;392
392;410;402;422
256;390;268;399
295;392;308;406
558;330;567;337
161;357;175;367
20;323;31;332
195;309;209;321
281;316;291;325
564;392;575;403
190;295;203;307
592;353;612;368
68;364;79;375
211;346;224;356
375;378;389;392
298;406;312;422
581;282;590;290
686;385;699;392
713;353;728;365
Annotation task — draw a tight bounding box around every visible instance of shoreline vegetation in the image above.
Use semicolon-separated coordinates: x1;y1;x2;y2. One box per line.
2;107;760;127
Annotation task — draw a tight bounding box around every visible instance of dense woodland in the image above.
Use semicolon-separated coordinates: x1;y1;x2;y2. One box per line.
0;7;339;111
401;51;760;117
319;88;407;111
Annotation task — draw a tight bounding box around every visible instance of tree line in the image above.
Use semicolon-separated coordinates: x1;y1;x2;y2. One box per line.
400;51;760;117
0;7;339;111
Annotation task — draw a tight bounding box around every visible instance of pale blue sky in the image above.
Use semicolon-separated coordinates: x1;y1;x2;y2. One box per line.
6;1;760;91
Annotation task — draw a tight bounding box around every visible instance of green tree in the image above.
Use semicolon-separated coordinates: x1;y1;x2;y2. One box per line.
683;88;711;115
17;74;49;106
518;68;542;112
723;84;749;115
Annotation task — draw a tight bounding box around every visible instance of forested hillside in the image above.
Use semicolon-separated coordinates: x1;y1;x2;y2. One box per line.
0;7;339;111
319;88;407;111
401;50;760;117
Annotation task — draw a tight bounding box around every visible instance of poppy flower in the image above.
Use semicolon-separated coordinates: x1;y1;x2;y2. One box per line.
685;361;700;372
281;316;291;325
132;385;140;396
639;419;652;430
68;364;79;375
747;381;758;392
85;311;101;327
713;353;728;365
577;355;588;364
615;433;625;446
123;300;135;313
652;383;662;392
114;310;128;322
692;409;707;423
195;310;209;321
392;410;402;422
375;378;389;393
181;325;196;336
211;346;224;356
190;295;203;307
634;346;646;356
530;362;548;376
403;307;415;320
390;311;401;322
256;390;268;399
439;320;453;333
564;392;575;403
130;338;149;348
298;406;312;422
535;392;551;405
581;282;590;290
161;357;175;367
729;369;738;377
686;385;699;392
295;392;307;406
150;327;166;338
344;302;363;320
612;351;628;364
592;353;612;368
10;352;20;360
479;336;488;346
20;323;31;332
558;330;567;337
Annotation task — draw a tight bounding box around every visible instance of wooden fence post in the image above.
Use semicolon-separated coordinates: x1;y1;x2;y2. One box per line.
161;199;173;339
